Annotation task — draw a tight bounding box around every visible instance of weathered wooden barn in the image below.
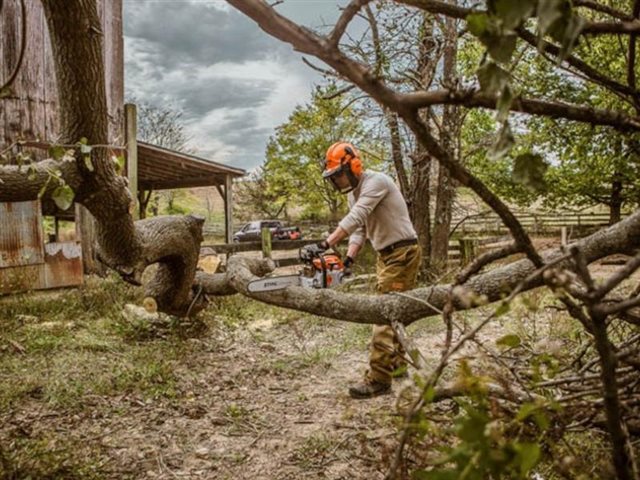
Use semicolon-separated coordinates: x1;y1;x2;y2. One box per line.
0;0;244;293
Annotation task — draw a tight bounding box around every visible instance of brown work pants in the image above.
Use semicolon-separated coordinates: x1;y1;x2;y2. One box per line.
366;244;422;385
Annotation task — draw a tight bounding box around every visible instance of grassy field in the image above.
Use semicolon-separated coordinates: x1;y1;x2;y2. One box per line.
0;266;622;479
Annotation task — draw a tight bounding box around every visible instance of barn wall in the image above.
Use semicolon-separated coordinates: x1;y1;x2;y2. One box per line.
0;0;124;147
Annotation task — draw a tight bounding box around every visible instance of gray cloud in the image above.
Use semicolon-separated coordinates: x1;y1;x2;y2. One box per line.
124;2;290;70
124;0;354;171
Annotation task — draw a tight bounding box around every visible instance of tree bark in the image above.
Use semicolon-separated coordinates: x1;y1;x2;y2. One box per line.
610;174;623;225
0;1;207;316
197;209;640;326
430;15;460;273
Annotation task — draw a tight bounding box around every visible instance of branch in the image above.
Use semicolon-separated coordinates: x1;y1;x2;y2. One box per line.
517;27;638;100
582;20;640;35
399;0;640;36
402;88;640;131
574;0;633;21
0;157;83;202
228;1;541;265
200;210;640;325
329;0;372;48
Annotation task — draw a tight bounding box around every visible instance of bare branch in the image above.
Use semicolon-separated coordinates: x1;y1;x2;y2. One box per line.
402;88;640;131
574;0;634;21
329;0;372;48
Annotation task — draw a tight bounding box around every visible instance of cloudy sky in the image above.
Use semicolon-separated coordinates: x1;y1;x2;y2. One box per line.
123;0;350;171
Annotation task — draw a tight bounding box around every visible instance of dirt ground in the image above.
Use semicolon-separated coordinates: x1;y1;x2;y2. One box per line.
0;279;452;479
1;244;636;479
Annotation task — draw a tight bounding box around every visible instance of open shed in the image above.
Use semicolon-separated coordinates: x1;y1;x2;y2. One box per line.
136;141;245;243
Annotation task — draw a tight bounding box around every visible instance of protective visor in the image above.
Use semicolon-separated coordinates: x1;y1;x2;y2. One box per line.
322;162;357;194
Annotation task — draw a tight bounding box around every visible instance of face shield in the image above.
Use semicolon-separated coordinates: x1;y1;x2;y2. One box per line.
322;162;359;194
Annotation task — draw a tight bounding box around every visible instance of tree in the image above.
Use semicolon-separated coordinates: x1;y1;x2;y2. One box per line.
260;85;380;222
4;0;640;477
224;1;640;478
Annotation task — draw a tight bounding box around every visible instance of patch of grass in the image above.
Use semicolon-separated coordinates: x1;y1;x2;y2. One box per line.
204;295;304;328
0;436;107;480
290;432;338;469
267;321;371;375
0;276;188;411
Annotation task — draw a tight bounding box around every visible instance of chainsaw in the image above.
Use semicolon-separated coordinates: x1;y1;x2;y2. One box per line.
247;247;348;293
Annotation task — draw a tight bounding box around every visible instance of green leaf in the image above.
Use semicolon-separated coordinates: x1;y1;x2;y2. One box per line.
113;155;125;175
52;184;75;211
26;165;37;181
495;301;510;317
78;137;89;145
558;14;585;61
496;85;514;123
477;62;510;96
79;143;92;155
494;0;535;30
516;402;539;421
514;442;541;475
84;156;94;171
486;33;517;64
496;333;521;348
48;145;66;161
489;122;514;159
537;0;564;38
513;153;548;192
467;12;489;37
413;470;459;480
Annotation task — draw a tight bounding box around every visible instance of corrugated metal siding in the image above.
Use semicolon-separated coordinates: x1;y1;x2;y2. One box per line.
0;241;83;294
0;201;45;268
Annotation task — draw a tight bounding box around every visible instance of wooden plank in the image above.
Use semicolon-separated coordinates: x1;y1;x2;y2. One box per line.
125;103;138;218
42;4;57;143
2;0;22;145
22;3;45;148
261;227;272;258
224;175;233;244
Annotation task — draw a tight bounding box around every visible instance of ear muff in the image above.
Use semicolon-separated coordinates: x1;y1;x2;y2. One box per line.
341;145;363;176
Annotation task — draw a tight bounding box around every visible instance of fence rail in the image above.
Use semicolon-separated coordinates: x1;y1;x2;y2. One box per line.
455;211;620;234
199;230;502;269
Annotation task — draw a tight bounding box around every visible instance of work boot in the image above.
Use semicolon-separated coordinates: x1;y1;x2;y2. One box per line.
348;379;391;399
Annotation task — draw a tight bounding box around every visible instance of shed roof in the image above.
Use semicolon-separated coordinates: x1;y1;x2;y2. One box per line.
138;142;245;191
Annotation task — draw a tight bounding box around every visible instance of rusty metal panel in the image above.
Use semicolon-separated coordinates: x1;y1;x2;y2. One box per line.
0;201;45;268
0;265;43;295
43;242;83;289
0;241;83;294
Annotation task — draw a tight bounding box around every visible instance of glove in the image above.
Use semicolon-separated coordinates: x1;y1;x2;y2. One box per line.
316;240;330;250
343;256;354;276
343;256;354;269
300;243;326;262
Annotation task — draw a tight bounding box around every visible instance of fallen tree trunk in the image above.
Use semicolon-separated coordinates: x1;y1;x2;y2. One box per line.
198;209;640;325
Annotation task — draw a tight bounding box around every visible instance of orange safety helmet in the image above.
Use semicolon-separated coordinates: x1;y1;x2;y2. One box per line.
322;142;363;194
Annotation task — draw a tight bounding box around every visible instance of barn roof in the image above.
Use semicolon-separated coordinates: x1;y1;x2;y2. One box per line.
138;142;245;191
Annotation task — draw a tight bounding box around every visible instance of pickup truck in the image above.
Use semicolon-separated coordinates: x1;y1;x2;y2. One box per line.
232;220;302;243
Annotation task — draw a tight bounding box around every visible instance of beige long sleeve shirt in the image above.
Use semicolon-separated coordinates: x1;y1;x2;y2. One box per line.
338;171;417;251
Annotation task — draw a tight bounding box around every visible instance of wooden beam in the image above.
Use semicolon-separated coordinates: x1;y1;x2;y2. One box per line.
224;174;233;244
125;103;139;219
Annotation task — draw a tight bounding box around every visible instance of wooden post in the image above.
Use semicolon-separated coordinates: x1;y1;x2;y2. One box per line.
561;226;567;246
261;227;272;258
125;103;139;219
224;174;233;244
459;238;477;266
